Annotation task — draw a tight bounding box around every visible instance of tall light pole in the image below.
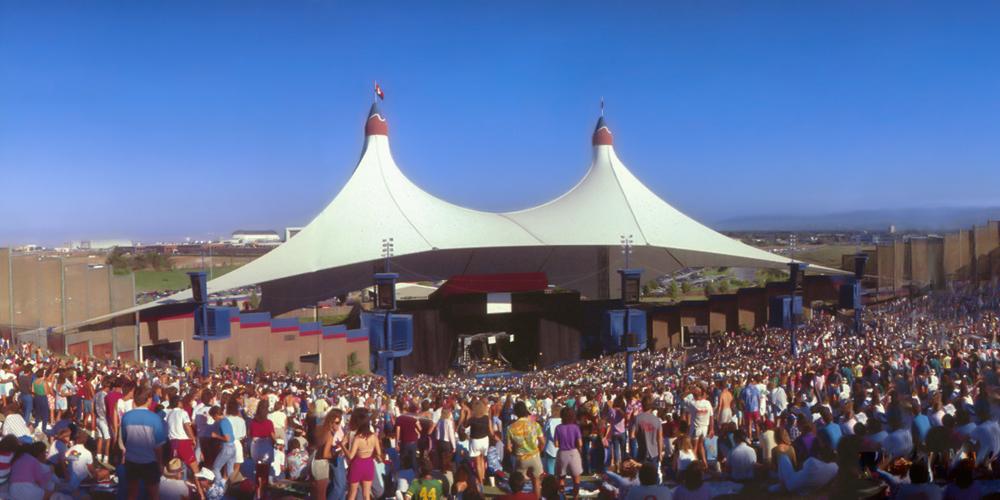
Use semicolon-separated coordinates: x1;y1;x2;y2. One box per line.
619;234;641;387
376;238;398;394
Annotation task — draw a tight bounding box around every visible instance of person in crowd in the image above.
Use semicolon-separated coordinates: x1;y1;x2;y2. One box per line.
10;441;52;499
404;457;443;500
120;385;167;500
506;401;545;495
623;461;671;500
346;408;382;500
554;405;583;498
158;458;191;500
467;398;495;486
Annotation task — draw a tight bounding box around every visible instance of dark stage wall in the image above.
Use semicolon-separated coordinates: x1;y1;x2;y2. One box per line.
395;291;602;375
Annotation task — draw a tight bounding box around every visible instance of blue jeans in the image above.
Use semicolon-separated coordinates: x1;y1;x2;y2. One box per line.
542;454;556;475
19;394;32;423
213;442;236;479
400;442;418;472
32;395;49;433
327;456;347;500
610;434;626;465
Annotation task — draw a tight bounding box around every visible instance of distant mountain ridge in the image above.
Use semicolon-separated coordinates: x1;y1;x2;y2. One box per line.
714;206;1000;232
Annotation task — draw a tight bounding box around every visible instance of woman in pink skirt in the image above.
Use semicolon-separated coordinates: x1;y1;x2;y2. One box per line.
345;409;382;500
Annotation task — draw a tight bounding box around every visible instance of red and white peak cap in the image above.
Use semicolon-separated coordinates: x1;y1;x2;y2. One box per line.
592;116;613;146
365;102;388;137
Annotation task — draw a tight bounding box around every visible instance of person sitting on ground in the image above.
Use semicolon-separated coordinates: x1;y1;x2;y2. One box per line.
498;471;536;500
726;429;757;481
9;441;53;499
64;429;96;492
158;458;192;500
405;458;443;500
673;461;710;500
623;462;671;500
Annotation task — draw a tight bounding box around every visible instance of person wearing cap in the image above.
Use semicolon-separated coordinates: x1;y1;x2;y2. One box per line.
158;458;190;500
195;468;225;500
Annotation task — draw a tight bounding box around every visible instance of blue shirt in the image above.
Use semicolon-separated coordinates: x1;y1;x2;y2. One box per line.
121;407;167;464
823;422;843;449
741;385;760;413
912;414;931;444
219;416;235;442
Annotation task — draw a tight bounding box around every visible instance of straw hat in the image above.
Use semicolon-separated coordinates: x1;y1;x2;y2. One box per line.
165;458;183;478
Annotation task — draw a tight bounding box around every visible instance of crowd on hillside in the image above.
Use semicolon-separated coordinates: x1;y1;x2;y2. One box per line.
0;282;997;499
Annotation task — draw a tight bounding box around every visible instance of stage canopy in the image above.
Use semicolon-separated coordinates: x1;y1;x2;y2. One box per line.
50;103;844;330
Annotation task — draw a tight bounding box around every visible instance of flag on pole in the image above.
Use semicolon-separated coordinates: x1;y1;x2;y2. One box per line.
375;81;385;100
600;97;604;116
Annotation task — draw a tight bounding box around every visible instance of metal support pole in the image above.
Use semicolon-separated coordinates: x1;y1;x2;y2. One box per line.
385;311;394;395
624;309;633;387
201;304;209;377
202;339;209;377
789;262;799;358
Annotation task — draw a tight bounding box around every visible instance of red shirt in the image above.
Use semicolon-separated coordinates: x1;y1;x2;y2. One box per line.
105;390;122;422
396;414;419;445
249;419;274;439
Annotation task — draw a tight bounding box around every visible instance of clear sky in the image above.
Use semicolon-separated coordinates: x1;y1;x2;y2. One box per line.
2;1;998;245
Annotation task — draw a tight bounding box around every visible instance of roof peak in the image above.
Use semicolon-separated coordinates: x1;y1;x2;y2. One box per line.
592;116;613;146
365;102;388;136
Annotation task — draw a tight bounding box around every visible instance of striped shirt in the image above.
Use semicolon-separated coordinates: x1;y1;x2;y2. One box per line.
0;451;13;484
121;407;167;464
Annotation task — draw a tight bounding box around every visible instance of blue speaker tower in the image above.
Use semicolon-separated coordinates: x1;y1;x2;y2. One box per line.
188;272;231;377
601;267;646;387
787;262;807;357
852;253;868;337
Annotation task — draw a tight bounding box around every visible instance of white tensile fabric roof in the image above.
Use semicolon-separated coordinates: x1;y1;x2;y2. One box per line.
51;103;841;330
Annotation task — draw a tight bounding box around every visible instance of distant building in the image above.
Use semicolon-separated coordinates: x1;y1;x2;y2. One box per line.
231;230;281;246
284;227;303;241
888;224;897;234
71;239;135;250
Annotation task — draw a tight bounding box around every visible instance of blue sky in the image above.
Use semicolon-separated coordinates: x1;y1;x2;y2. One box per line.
2;1;998;245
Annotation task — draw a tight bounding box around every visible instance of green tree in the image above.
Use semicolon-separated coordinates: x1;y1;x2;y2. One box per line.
347;352;364;375
106;247;131;274
703;281;716;297
681;282;692;294
668;282;680;300
718;279;731;294
248;289;261;310
285;361;295;374
255;357;265;372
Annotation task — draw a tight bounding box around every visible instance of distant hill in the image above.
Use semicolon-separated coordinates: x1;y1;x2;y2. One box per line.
714;206;1000;232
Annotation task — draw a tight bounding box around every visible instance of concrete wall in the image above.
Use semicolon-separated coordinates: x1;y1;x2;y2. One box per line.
0;249;10;338
737;287;768;330
974;221;1000;282
944;231;973;282
128;311;369;375
909;238;929;287
708;294;738;334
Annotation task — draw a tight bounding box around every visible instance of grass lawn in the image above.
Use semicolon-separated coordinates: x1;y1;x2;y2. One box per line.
134;264;244;292
794;244;873;269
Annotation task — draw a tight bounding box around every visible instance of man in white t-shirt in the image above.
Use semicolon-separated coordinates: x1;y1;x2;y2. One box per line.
727;431;757;481
686;387;713;439
268;407;288;443
66;430;96;490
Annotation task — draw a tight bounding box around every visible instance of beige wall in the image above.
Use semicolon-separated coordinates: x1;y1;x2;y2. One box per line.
125;312;368;376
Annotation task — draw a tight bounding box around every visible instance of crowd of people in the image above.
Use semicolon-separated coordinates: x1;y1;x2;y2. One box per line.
0;282;997;499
